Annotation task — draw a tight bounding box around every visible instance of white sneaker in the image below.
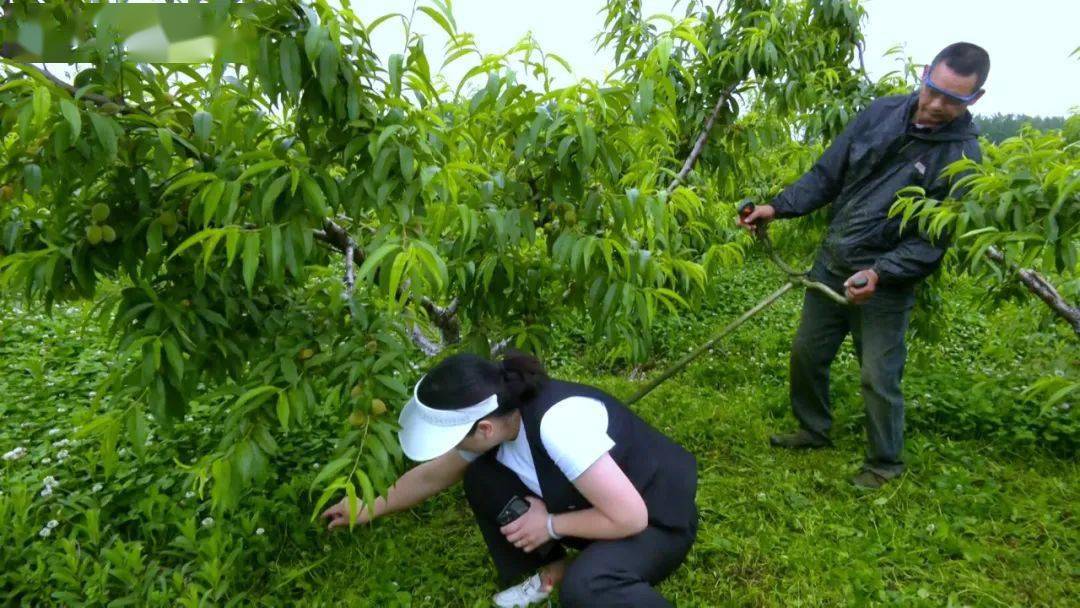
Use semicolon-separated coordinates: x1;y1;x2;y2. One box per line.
492;573;550;608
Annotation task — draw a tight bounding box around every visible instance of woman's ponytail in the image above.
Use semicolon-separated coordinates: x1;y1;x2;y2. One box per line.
498;349;548;406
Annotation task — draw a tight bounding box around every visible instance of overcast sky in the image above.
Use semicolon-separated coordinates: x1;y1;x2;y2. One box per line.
351;0;1079;117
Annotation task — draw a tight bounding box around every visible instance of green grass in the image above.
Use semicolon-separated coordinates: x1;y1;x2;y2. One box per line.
304;397;1078;607
2;262;1077;606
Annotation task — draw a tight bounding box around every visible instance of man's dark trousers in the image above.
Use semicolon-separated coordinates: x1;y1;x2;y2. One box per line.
789;260;916;478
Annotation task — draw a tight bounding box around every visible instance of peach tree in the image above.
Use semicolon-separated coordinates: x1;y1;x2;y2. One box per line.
0;0;897;520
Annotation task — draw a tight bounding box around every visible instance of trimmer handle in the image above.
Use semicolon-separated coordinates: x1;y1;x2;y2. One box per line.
737;199;756;222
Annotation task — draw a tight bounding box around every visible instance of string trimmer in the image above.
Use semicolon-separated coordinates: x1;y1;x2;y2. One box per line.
624;200;865;406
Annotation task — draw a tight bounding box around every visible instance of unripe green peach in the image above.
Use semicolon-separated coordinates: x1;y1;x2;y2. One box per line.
91;203;110;223
371;398;387;416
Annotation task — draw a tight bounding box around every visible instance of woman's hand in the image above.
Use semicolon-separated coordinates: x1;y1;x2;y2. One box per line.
321;497;365;530
500;496;551;553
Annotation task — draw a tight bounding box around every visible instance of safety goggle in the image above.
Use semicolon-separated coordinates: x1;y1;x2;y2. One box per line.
921;64;983;105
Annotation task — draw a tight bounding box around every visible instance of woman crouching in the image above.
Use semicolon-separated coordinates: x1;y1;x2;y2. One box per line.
321;351;698;607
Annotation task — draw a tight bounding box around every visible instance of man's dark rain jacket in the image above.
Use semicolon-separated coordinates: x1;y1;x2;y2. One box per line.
770;92;982;286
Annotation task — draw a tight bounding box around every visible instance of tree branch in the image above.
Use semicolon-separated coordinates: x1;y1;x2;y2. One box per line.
855;40;873;86
985;246;1080;337
0;54;139;113
343;242;355;300
420;296;461;345
409;324;443;357
666;83;738;193
314;218;462;350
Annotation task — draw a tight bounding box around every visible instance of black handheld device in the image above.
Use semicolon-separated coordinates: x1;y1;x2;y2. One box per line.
496;495;532;526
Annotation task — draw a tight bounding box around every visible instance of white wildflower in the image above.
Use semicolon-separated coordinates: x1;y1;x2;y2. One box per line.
184;415;194;423
47;428;61;436
41;457;52;464
56;450;69;461
43;476;59;487
52;439;70;447
255;528;265;535
3;446;27;461
201;517;214;528
91;483;103;493
40;486;53;498
926;523;936;534
184;491;195;499
39;526;52;538
46;519;59;529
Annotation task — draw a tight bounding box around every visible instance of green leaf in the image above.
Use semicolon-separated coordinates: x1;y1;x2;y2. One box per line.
243;232;260;292
157;127;174;154
301;176;328;216
268;224;283;280
201;180;226;227
193;110;213;145
356;242;401;282
59;99;81;144
162;335;184;380
224;228;241;266
32;85;50;126
388;53;404;97
280;37;302;95
89;113;118;160
345;480;359;529
308;451;355;493
211;457;234;509
375;373;408;396
318;43;339;100
418;6;455;38
164;172;215;198
398;145;415;180
169;228;217;260
388;248;409;302
304;22;326;62
410;240;448;290
235;385;278;411
238;159;286;182
23;164;42;195
276;391;290;433
262;173;290;221
147;221;164;255
356;469;376;520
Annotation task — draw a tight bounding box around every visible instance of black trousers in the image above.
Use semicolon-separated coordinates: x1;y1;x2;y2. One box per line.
463;451;696;607
790;260;916;477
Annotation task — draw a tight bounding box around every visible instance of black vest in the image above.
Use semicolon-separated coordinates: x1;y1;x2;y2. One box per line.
519;379;697;530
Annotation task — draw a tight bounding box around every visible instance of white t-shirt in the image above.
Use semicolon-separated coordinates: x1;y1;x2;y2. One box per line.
457;396;615;497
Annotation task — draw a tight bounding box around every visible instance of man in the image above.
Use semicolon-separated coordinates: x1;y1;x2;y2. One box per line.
739;42;988;488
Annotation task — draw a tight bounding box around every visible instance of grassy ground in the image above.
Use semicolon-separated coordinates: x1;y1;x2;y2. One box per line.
2;262;1077;606
295;268;1079;607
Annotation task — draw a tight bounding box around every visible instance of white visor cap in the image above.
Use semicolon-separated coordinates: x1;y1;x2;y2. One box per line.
397;375;499;461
